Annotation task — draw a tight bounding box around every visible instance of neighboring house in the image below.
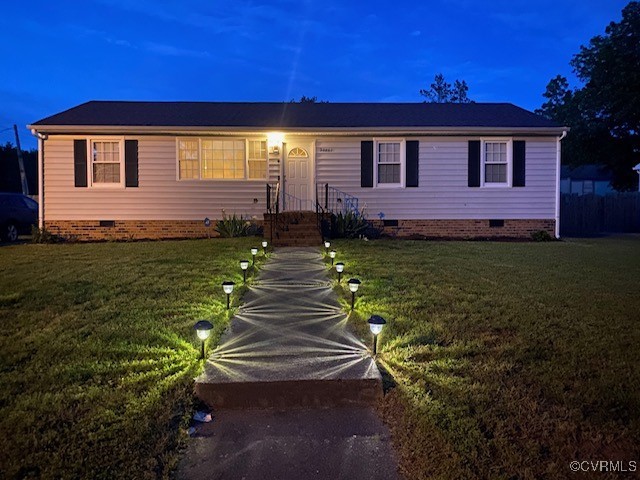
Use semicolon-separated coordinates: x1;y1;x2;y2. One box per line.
560;164;616;196
28;101;566;241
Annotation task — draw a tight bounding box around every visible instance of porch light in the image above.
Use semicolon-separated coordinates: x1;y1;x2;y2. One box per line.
222;281;235;309
251;247;258;265
262;240;268;254
367;315;387;355
240;260;249;283
347;278;361;310
267;132;284;155
194;320;214;359
329;250;336;265
324;241;330;253
335;262;344;282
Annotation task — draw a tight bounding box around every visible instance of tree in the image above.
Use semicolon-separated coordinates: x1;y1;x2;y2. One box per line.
420;73;472;103
289;96;328;103
537;1;640;190
0;142;38;193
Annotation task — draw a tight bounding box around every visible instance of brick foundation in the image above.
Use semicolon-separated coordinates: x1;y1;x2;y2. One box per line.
369;219;555;240
44;218;554;242
44;220;228;241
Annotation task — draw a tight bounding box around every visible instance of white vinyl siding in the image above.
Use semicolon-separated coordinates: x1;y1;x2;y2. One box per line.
43;137;273;220
42;135;557;222
316;137;557;220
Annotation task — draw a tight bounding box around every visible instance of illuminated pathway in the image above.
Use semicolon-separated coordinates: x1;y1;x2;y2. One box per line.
179;247;400;479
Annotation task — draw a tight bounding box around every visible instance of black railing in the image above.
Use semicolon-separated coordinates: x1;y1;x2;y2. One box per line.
266;182;280;244
316;183;360;216
315;183;361;242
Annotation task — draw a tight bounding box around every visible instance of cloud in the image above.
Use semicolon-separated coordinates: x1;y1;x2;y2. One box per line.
142;42;210;58
411;30;421;36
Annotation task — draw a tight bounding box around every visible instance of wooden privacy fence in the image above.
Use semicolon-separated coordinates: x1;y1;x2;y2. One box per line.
560;193;640;236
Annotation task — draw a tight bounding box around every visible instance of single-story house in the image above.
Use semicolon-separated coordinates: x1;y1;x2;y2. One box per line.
28;101;567;241
560;164;616;196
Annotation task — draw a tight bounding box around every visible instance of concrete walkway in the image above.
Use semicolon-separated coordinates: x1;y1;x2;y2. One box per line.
178;248;400;479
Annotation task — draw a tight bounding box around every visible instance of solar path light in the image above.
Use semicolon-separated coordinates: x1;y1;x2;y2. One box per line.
324;240;330;254
335;262;344;282
347;278;361;310
329;250;336;265
251;247;258;265
240;260;249;283
194;320;214;359
222;281;235;310
367;315;387;355
262;240;268;254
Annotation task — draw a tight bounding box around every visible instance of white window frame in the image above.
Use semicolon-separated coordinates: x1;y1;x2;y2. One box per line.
374;138;405;188
175;137;268;181
245;138;268;181
88;137;125;188
481;138;512;188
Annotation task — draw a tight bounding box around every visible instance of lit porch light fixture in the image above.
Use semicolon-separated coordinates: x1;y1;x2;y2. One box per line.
335;262;344;282
222;281;235;310
262;240;268;254
240;260;249;283
251;247;258;265
347;278;361;310
267;132;284;155
194;320;214;359
367;315;387;355
329;249;336;265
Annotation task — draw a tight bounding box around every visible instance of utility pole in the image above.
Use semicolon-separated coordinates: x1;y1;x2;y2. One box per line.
13;124;29;196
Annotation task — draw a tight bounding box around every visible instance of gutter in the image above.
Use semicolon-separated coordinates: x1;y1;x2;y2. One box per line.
555;130;568;239
26;124;569;137
30;129;48;229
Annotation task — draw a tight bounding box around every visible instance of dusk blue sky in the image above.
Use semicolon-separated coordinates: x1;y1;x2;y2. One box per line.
0;0;630;148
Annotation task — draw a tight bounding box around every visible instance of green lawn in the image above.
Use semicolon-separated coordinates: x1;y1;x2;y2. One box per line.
331;236;640;479
0;238;262;479
1;237;639;479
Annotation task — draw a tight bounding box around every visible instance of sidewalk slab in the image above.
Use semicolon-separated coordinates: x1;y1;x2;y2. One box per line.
177;407;400;480
195;248;381;408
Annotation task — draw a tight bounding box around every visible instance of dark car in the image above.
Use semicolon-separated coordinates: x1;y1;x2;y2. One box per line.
0;193;38;242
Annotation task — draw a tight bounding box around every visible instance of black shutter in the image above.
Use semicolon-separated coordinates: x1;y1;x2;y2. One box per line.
361;141;374;188
125;140;139;187
74;139;88;187
513;140;526;187
406;140;419;187
468;140;481;187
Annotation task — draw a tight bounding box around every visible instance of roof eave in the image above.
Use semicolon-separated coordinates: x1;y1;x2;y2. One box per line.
27;124;568;136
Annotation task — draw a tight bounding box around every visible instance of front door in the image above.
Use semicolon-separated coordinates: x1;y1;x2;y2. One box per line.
283;141;313;211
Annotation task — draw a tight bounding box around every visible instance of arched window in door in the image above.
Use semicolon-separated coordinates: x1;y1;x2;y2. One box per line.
288;147;308;158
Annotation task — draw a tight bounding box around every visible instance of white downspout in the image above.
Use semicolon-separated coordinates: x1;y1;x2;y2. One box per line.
31;129;47;229
555;130;567;239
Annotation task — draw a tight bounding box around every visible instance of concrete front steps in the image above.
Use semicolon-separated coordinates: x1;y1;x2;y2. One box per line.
194;248;382;410
195;376;382;409
263;211;324;247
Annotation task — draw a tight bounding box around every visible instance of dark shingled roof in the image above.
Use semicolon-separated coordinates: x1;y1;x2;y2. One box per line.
32;101;561;129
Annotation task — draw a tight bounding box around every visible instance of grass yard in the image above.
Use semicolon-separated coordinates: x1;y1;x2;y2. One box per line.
0;238;262;479
1;236;638;479
332;236;640;479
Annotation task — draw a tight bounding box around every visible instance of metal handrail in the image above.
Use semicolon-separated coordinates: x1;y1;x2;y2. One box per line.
282;191;314;211
266;182;281;244
317;183;360;216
